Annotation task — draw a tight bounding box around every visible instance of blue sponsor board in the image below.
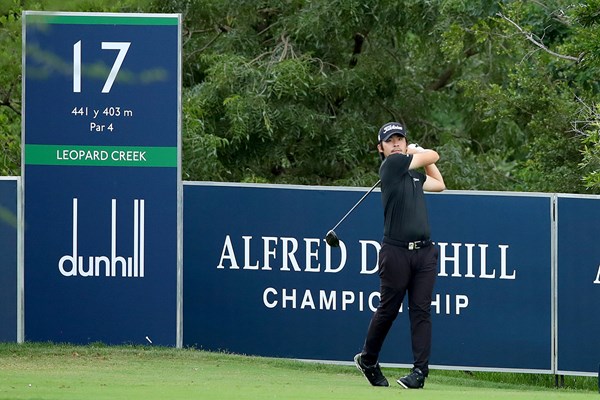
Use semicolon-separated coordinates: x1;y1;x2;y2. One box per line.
183;183;552;372
425;192;552;371
23;12;181;345
556;195;600;375
183;183;382;359
0;178;18;342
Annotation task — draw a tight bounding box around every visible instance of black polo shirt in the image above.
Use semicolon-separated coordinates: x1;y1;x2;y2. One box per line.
379;153;430;242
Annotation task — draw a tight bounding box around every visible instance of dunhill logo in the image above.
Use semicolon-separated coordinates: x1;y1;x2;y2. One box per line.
58;198;145;278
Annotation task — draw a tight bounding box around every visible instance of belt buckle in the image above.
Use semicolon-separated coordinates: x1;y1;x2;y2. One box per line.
408;242;415;250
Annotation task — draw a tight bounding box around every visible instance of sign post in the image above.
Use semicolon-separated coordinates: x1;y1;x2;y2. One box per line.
23;12;182;346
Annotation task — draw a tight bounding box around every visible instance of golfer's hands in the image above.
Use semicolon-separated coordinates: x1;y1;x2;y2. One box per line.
407;143;427;154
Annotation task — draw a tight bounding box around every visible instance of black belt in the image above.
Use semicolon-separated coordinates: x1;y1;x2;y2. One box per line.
383;237;432;250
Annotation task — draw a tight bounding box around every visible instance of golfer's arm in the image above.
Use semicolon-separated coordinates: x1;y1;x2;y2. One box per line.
408;150;439;170
407;147;445;191
423;164;445;192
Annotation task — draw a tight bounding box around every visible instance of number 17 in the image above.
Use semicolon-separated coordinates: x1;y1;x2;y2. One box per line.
73;40;131;93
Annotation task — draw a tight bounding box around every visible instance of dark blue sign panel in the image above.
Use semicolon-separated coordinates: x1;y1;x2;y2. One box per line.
23;12;181;346
183;184;552;372
556;195;600;375
426;192;552;371
0;178;18;342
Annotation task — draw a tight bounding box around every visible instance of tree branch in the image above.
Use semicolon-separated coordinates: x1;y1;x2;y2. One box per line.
0;81;21;115
186;29;223;59
428;48;477;91
496;12;583;62
349;32;365;68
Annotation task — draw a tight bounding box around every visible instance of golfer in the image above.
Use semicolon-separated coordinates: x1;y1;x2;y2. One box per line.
354;121;445;389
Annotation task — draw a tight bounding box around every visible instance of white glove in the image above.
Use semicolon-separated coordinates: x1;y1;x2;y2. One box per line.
408;143;427;153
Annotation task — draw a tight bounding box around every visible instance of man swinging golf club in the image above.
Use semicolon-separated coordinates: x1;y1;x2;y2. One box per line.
354;121;445;389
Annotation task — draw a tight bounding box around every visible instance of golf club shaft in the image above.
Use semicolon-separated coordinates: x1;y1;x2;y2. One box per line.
330;179;381;232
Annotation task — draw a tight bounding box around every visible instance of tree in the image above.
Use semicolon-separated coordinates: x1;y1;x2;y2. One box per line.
484;1;599;193
0;1;22;176
2;0;599;194
157;0;598;193
564;0;600;191
155;0;524;188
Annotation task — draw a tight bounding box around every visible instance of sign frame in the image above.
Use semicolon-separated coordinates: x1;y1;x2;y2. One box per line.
0;177;22;342
22;11;183;347
555;193;600;376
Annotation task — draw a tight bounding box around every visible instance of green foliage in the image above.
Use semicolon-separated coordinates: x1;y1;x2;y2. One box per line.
580;119;600;190
2;0;600;193
0;0;22;175
446;0;600;193
167;0;600;192
566;1;600;191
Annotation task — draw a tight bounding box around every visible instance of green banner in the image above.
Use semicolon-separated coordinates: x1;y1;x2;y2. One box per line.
26;14;179;26
25;144;178;167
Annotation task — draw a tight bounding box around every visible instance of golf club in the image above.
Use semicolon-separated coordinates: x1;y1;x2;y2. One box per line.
325;179;381;247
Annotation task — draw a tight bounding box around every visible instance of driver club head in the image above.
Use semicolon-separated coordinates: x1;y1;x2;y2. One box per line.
325;230;340;247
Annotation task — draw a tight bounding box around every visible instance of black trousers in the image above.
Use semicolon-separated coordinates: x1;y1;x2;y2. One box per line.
360;242;438;376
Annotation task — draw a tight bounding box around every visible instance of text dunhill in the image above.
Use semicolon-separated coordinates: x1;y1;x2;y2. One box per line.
58;198;145;278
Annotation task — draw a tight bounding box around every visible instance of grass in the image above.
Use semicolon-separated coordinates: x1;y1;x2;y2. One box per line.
0;342;598;400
